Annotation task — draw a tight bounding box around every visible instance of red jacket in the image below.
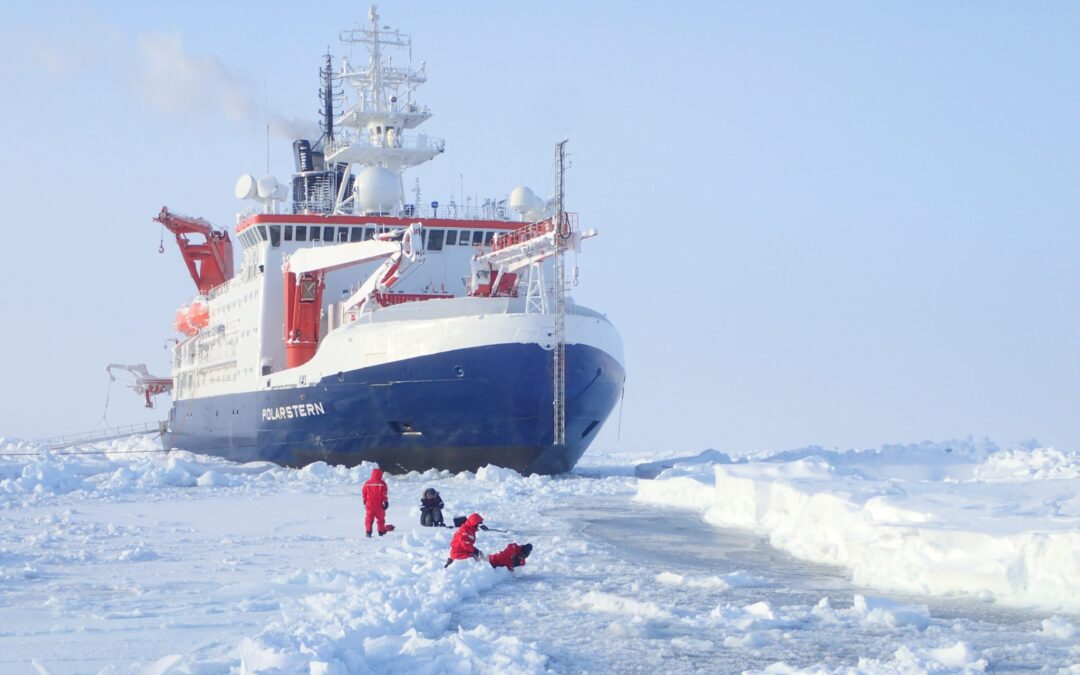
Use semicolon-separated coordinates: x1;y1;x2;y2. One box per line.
449;513;483;560
488;543;528;570
361;469;388;513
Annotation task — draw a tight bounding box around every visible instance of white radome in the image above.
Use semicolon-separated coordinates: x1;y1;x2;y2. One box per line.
235;174;258;200
354;166;401;214
257;176;280;199
509;186;537;214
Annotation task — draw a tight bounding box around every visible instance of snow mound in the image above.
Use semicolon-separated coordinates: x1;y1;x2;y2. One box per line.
1040;616;1078;640
634;449;735;479
656;570;763;590
847;595;931;630
972;446;1080;481
758;640;987;674
232;562;547;673
474;464;523;483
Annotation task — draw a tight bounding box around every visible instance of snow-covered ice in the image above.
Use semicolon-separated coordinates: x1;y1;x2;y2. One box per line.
637;439;1080;613
1;436;1078;673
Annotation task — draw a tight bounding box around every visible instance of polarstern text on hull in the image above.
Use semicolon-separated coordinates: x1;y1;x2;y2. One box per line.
262;403;326;422
129;5;624;474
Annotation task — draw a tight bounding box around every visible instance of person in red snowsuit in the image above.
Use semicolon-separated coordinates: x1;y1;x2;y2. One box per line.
488;542;532;571
361;468;389;537
445;513;484;566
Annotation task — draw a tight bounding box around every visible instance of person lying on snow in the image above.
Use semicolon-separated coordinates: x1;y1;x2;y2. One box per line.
361;468;394;537
488;542;533;571
420;487;445;527
444;513;484;567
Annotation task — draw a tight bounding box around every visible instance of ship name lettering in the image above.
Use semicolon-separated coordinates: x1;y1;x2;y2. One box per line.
262;402;326;421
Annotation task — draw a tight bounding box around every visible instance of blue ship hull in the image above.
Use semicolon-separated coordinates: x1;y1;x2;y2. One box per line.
163;343;624;475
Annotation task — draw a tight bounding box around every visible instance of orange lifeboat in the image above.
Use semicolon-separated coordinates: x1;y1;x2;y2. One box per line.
188;297;210;331
174;305;194;336
173;297;210;336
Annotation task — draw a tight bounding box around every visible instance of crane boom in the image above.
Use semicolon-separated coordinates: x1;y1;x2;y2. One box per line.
467;217;596;297
154;207;235;294
106;363;173;408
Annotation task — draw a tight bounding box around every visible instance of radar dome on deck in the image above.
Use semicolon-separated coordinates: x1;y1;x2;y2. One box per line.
235;174;257;200
257;176;280;199
509;186;537;214
354;166;401;214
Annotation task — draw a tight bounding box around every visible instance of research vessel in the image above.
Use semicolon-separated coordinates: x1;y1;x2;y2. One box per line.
137;7;624;474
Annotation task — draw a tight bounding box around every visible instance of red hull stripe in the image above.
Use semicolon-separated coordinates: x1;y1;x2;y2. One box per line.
236;213;530;234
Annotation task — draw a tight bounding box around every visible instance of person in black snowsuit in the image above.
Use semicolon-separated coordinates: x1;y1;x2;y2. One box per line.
420;487;445;527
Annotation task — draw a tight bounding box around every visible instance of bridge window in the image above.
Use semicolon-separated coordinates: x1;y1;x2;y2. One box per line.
323;226;334;242
310;226;321;242
427;229;444;251
258;225;268;241
472;231;484;245
337;227;349;242
269;225;281;247
284;225;293;241
295;226;307;241
364;227;375;240
484;231;494;245
459;230;471;245
445;230;457;246
350;227;363;242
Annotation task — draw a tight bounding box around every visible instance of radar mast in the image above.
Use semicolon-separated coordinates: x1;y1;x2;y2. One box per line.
327;5;445;214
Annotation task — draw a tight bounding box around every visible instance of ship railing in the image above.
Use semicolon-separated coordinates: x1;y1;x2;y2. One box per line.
324;131;445;157
412;202;512;221
489;213;579;252
207;277;235;299
286;200;516;223
36;422;164;451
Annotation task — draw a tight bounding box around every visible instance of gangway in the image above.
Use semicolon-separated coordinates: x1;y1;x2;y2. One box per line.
37;422;164;451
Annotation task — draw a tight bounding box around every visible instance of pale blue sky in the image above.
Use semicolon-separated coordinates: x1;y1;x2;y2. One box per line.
1;1;1077;455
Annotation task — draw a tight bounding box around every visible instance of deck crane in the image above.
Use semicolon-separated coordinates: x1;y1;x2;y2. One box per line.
154;207;235;294
466;217;596;301
281;223;424;368
105;364;173;408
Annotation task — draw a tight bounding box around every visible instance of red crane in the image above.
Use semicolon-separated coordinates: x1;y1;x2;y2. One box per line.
154;207;234;294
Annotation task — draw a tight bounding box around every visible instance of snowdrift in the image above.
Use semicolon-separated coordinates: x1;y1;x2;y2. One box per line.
636;439;1080;613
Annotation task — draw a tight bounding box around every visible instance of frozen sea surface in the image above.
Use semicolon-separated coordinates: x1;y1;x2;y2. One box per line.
1;436;1078;673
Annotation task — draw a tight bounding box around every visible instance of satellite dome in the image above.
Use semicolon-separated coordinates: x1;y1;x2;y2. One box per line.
354;166;401;214
509;186;536;215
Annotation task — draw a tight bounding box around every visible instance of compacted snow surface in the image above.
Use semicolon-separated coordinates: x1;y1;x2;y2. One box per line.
1;435;1078;673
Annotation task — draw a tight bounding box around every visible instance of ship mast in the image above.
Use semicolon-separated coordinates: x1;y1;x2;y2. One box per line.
552;139;569;447
329;4;444;215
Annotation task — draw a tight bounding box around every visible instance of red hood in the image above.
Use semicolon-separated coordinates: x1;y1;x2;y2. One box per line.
370;468;384;481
